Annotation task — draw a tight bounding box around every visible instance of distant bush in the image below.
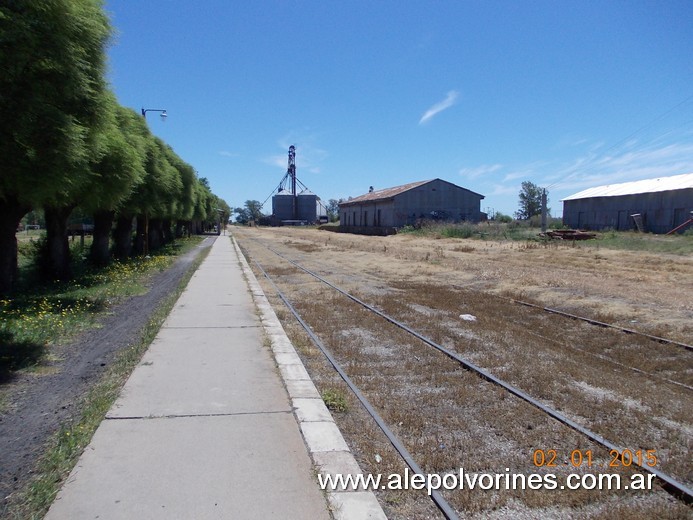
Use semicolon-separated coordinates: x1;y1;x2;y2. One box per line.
440;223;475;239
399;225;418;234
495;212;513;223
528;215;542;227
548;218;565;230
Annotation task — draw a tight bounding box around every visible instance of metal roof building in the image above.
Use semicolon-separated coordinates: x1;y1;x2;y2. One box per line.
339;179;485;233
562;173;693;233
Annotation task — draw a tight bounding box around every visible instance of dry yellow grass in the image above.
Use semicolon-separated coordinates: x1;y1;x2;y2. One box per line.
234;226;692;519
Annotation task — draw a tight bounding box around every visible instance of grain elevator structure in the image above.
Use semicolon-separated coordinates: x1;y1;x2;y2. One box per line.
271;146;327;225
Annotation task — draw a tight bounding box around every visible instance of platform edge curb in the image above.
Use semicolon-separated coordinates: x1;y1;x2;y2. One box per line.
231;235;387;520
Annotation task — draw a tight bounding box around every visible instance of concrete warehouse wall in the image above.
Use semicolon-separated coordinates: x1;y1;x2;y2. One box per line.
562;188;693;233
392;179;484;226
341;201;395;227
340;179;484;229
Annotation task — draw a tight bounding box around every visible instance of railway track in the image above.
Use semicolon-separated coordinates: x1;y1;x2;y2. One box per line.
505;298;693;352
236;233;693;518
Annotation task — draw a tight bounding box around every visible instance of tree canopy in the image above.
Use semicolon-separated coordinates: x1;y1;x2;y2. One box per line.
326;199;341;222
0;0;112;208
0;0;230;293
234;201;264;224
515;181;549;220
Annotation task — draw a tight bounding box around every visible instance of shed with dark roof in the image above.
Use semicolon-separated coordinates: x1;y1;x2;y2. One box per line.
339;179;485;231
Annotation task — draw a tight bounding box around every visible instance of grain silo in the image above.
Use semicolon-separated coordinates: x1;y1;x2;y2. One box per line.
297;189;318;222
272;191;294;221
268;146;326;225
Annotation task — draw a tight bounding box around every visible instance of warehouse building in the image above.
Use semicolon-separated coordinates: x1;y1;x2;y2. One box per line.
339;179;485;232
562;173;693;233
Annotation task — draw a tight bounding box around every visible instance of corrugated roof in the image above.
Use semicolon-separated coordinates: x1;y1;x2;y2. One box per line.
339;180;432;206
562;173;693;201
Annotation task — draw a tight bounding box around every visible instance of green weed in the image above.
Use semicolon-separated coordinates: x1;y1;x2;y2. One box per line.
322;388;349;413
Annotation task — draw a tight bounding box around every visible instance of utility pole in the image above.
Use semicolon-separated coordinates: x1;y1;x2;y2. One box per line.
541;188;547;232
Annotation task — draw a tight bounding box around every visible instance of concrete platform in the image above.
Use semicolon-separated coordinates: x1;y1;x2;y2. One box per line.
45;235;386;520
46;414;319;519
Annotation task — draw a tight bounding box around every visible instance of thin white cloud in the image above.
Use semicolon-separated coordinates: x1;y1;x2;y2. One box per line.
262;131;328;175
419;90;459;125
570;138;589;147
550;140;693;192
502;171;527;182
263;154;288;169
492;161;549;184
489;183;519;196
459;164;502;180
554;136;601;150
470;129;693;214
218;150;238;158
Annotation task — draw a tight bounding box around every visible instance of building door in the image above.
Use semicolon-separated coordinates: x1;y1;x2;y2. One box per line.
578;212;586;229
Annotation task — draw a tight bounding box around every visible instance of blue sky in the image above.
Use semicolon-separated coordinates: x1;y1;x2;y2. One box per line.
105;0;693;218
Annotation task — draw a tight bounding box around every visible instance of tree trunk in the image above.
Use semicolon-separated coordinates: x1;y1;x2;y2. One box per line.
175;221;182;238
90;210;114;267
113;215;133;259
44;204;74;281
162;219;173;244
148;218;163;251
0;197;30;295
133;216;146;256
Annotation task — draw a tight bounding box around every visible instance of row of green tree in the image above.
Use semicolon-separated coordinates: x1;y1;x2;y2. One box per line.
0;1;229;294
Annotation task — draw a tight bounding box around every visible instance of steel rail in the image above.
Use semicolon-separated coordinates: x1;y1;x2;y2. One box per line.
508;299;692;352
487;303;693;393
446;284;693;392
253;260;460;520
245;239;693;505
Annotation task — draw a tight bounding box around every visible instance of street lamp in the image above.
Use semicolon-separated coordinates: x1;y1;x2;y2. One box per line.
215;208;225;235
140;108;167;255
141;108;167;120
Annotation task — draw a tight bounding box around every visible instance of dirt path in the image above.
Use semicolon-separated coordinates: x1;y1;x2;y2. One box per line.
0;237;214;513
